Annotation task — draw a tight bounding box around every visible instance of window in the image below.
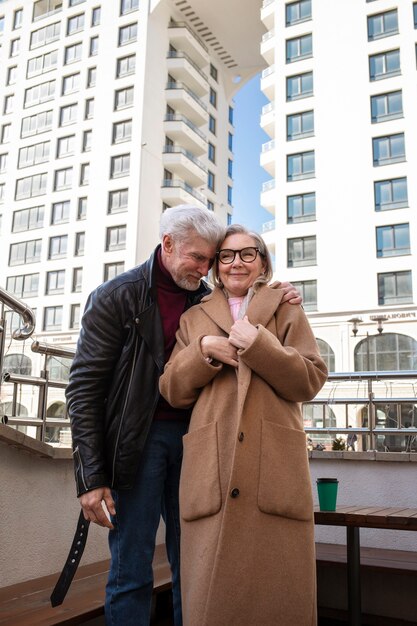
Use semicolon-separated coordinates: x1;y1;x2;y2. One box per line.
72;267;82;292
4;95;15;115
288;236;316;267
13;8;23;29
104;262;125;281
208;171;215;192
53;167;72;191
106;225;126;251
208;142;216;163
18;141;50;168
368;10;398;40
82;130;92;152
9;239;42;266
209;87;217;108
0;184;4;204
292;280;317;311
70;304;81;329
77;197;87;219
115;86;134;110
371;91;402;123
30;21;60;49
69;0;86;6
110;154;130;178
62;72;80;95
286;0;312;26
121;0;138;14
57;135;75;158
0;15;4;35
378;271;413;305
373;133;405;166
87;66;96;87
369;49;400;81
228;132;233;152
3;354;32;376
64;42;82;64
7;66;18;85
75;232;85;256
287;150;315;180
21;110;53;138
207;200;214;211
85;98;94;119
376;224;410;257
49;234;68;259
80;163;89;185
316;339;335;373
108;189;128;213
7;274;39;298
210;63;218;81
24;79;55;107
10;38;21;57
51;200;70;224
33;0;62;21
0;153;7;173
119;22;137;46
67;13;84;35
286;34;312;63
92;6;101;26
227;185;232;206
46;270;65;294
209;114;216;135
113;119;132;143
89;36;98;56
12;206;44;232
354;332;417;372
374;177;408;211
228;158;233;178
117;53;136;77
43;306;63;331
287;192;315;223
1;123;11;144
27;49;58;78
228;106;234;125
15;173;47;200
287;110;314;140
60;103;78;126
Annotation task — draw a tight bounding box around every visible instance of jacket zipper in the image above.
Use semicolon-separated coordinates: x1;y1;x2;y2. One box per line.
73;445;88;492
111;334;139;487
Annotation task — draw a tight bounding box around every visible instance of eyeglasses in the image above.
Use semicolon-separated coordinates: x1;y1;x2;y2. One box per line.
217;247;261;265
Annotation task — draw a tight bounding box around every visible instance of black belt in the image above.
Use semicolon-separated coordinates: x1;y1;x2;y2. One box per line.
50;510;90;607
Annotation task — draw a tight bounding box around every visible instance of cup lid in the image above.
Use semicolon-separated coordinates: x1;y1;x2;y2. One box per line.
316;477;338;483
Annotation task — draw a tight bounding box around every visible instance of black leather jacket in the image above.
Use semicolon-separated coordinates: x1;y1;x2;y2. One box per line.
66;246;210;496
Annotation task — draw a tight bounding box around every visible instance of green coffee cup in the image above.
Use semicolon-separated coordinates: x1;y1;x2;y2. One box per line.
316;478;339;511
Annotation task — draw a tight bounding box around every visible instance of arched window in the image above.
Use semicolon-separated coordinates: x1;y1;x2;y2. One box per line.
316;338;335;372
354;332;417;371
47;401;66;418
0;401;28;418
3;354;32;376
46;356;72;382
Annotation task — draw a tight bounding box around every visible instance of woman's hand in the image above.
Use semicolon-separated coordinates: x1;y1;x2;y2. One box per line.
229;316;258;350
201;335;239;367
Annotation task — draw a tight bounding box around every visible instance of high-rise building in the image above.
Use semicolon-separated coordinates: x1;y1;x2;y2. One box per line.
0;0;264;342
260;0;417;373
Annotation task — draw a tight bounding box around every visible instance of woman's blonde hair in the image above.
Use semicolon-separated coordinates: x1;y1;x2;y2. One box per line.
211;224;273;289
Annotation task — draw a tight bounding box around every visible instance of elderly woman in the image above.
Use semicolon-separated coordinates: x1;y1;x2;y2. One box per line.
159;225;327;626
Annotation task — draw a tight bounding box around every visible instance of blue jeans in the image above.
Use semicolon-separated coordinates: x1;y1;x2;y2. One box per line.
105;420;188;626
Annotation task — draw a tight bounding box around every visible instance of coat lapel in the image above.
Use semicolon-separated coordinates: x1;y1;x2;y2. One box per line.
199;287;233;335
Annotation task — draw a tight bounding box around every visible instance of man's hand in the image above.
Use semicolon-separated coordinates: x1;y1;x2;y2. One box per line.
229;316;258;351
201;335;239;367
79;487;116;529
279;281;302;305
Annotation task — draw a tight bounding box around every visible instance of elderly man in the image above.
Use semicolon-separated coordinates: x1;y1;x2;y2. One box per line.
66;205;301;626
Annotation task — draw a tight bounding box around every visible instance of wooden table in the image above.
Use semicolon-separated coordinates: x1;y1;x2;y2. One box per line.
314;505;417;626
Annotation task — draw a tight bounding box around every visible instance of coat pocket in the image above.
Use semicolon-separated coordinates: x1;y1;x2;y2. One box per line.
180;421;222;522
258;419;313;521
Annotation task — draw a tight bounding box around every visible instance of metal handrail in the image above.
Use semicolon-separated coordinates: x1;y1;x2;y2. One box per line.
166;81;208;112
163;145;207;172
161;178;207;204
167;50;208;82
0;287;36;340
168;20;208;53
164;113;207;141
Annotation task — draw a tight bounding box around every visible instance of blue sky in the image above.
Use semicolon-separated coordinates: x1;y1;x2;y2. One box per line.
231;74;272;233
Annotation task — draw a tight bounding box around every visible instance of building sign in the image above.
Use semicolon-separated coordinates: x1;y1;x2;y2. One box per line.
370;312;416;321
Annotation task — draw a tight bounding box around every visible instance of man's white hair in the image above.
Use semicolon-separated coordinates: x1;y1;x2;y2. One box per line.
159;204;225;247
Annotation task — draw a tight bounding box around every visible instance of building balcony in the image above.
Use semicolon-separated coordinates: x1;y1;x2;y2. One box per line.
261;0;275;30
164;113;207;156
260;65;275;101
162;146;207;187
166;81;207;126
161;178;207;209
260;29;275;65
167;51;208;97
260;140;275;177
262;218;276;234
260;178;276;215
260;101;275;138
168;21;209;67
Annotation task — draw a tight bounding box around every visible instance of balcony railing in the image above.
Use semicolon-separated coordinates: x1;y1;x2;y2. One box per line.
163;145;207;172
168;20;208;53
262;0;275;8
167;50;208;82
261;102;275;115
262;29;275;43
161;178;207;204
261;65;275;79
262;219;276;233
164;113;207;142
262;139;275;152
262;178;275;192
166;81;208;112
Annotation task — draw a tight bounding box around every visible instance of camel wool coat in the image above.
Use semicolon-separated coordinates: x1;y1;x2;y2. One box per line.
159;284;328;626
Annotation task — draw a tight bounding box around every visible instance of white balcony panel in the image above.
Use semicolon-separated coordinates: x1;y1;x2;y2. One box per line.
260;108;275;139
260;142;275;177
260;188;276;215
260;32;275;65
164;116;207;156
162;150;207;187
261;0;275;30
161;179;207;210
168;23;209;67
262;226;276;248
166;84;207;126
260;70;275;101
167;54;209;97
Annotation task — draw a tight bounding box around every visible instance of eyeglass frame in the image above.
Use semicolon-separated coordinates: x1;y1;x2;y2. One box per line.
217;247;263;265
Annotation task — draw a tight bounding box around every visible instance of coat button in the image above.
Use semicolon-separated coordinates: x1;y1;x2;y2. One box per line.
238;432;244;442
230;488;240;498
134;317;140;324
